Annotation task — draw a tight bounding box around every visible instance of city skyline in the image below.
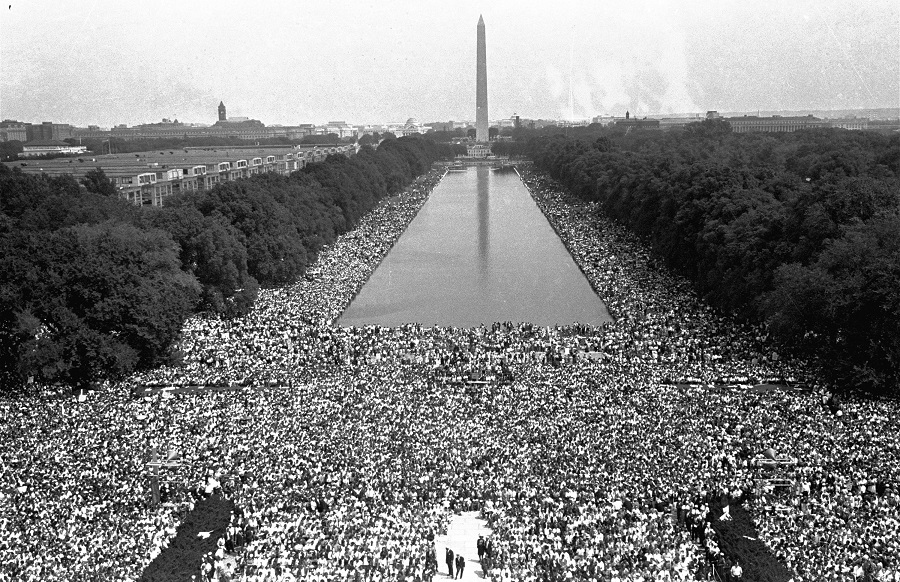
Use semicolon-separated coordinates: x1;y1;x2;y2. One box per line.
1;0;897;127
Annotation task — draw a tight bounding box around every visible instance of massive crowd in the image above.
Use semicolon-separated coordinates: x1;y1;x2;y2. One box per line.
0;166;897;581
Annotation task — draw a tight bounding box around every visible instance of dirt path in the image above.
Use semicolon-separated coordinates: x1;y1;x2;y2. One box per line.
433;511;493;580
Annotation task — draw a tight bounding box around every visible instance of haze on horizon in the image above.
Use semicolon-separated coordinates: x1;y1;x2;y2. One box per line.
1;0;897;127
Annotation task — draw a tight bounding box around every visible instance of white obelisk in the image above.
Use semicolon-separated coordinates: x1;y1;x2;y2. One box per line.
476;15;489;143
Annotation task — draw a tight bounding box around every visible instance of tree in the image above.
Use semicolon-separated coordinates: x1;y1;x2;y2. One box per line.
683;119;733;139
423;129;465;142
0;140;23;162
147;206;258;317
525;123;900;394
0;135;457;391
2;222;199;389
765;212;900;392
0;164;136;232
80;168;118;197
301;134;341;145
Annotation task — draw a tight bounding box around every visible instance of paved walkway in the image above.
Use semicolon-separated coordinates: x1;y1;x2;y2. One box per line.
434;511;493;580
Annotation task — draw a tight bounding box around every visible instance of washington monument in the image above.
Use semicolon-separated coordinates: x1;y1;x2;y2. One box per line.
476;15;489;143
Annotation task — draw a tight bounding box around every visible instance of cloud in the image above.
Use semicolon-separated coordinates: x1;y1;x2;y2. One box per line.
1;0;895;125
539;6;700;119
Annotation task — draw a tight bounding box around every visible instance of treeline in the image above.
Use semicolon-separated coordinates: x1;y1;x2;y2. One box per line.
0;140;22;162
526;122;900;394
0;136;454;391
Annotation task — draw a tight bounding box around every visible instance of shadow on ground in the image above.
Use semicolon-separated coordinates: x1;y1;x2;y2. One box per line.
140;494;234;582
709;503;794;582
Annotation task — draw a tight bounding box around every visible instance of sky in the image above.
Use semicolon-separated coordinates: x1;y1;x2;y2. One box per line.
1;0;897;127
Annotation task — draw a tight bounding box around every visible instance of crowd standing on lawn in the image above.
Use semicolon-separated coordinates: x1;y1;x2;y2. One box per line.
0;167;898;581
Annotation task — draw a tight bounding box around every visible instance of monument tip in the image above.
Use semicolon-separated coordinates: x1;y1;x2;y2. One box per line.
478;14;484;25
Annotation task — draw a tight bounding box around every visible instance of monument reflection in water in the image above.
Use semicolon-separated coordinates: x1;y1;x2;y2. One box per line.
338;166;613;327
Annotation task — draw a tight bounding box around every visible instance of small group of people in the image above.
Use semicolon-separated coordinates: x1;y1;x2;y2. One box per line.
444;548;465;579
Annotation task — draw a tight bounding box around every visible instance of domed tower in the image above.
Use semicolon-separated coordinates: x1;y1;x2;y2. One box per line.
218;101;226;121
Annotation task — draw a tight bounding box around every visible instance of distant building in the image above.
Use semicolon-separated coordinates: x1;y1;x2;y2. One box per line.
556;119;591;128
827;118;869;130
360;119;428;137
20;140;87;157
3;143;357;206
135;118;186;130
496;116;521;129
214;105;263;129
614;117;660;131
425;121;456;132
387;119;423;137
0;120;73;142
867;119;900;132
465;143;491;158
0;120;28;142
657;115;704;130
74;122;279;141
70;102;325;142
725;115;825;133
27;121;74;141
216;117;255;125
526;119;556;129
591;115;618;126
587;114;704;131
321;121;358;138
292;124;317;137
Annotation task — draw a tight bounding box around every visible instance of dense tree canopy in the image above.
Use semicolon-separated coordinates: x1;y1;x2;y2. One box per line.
0;136;455;391
422;129;466;142
524;124;900;394
300;134;343;145
0;221;198;389
0;140;23;162
144;205;258;318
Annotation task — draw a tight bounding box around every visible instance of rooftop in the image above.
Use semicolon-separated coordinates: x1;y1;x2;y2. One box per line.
24;139;71;147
